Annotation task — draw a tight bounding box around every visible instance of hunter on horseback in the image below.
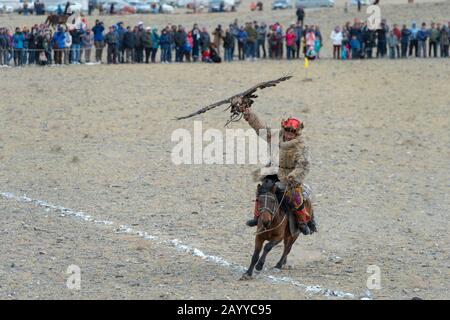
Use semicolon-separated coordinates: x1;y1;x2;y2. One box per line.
237;102;317;235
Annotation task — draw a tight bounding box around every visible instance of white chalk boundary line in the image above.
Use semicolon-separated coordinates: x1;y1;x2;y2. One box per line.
1;191;357;299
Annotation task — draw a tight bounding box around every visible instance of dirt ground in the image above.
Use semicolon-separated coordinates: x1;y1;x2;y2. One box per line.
0;1;449;300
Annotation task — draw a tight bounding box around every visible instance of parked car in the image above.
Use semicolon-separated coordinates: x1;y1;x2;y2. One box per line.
0;0;22;13
295;0;334;8
160;3;173;13
271;0;292;10
102;0;136;13
127;1;151;13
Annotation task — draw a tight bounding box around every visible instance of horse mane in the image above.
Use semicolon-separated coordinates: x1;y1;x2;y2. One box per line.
257;175;279;195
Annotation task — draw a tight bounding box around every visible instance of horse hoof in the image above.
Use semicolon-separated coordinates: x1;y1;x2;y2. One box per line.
255;263;264;271
274;264;283;270
240;273;252;281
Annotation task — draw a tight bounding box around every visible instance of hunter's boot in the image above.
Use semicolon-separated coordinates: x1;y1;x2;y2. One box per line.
246;198;260;227
296;207;311;235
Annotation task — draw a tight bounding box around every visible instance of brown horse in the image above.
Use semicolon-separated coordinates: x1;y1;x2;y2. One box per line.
241;176;313;279
45;14;70;29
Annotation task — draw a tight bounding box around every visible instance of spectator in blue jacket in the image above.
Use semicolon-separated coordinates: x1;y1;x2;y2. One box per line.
12;27;25;66
159;28;170;63
400;24;411;58
409;22;419;57
237;26;247;60
92;20;105;62
52;26;65;64
151;28;160;63
116;21;126;63
349;35;361;59
417;22;429;58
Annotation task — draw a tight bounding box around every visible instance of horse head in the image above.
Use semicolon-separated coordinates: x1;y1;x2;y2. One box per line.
256;175;279;229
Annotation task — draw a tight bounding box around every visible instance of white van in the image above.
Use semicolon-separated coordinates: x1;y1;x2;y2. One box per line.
296;0;334;8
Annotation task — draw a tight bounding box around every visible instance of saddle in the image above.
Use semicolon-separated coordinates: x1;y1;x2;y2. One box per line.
274;181;313;237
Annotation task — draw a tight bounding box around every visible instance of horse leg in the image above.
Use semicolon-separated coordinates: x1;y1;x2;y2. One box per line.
241;237;264;279
275;233;298;269
255;238;282;271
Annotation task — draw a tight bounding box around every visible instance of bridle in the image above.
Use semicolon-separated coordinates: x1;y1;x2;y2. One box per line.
257;193;279;219
255;190;287;235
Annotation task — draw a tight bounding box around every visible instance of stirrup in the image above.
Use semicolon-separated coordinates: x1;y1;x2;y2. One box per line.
246;218;258;227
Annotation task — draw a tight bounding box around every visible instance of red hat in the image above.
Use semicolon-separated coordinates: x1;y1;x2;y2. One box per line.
281;117;303;132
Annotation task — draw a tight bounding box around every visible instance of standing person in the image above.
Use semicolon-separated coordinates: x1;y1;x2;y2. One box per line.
191;24;201;62
296;6;305;26
349;35;361;59
116;22;126;63
275;23;284;59
92;20;105;62
81;28;94;63
200;27;211;59
223;28;234;62
13;27;25;66
88;0;94;15
167;25;176;63
330;26;343;59
134;23;144;63
285;27;296;60
305;27;316;59
185;31;193;62
42;30;53;65
230;20;239;59
387;31;398;59
70;27;84;64
392;24;401;58
362;24;375;59
245;22;257;60
400;24;411;58
150;27;159;63
105;25;119;64
237;26;247;60
174;25;187;62
357;0;361;12
428;22;439;58
52;26;65;64
123;26;136;63
142;27;153;64
0;29;7;66
439;24;449;58
159;28;170;63
409;22;419;57
212;24;224;56
294;22;302;59
63;26;72;64
256;22;267;59
22;27;30;65
314;25;322;59
375;22;388;58
417;22;428;58
28;26;38;65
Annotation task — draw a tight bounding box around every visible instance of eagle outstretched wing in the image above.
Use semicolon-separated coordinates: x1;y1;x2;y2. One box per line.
175;75;293;122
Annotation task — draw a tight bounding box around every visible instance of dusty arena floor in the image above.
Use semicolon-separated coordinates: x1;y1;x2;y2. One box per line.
0;0;449;300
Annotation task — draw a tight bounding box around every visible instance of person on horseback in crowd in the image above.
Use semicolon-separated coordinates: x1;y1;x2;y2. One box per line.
64;1;72;16
239;105;317;235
